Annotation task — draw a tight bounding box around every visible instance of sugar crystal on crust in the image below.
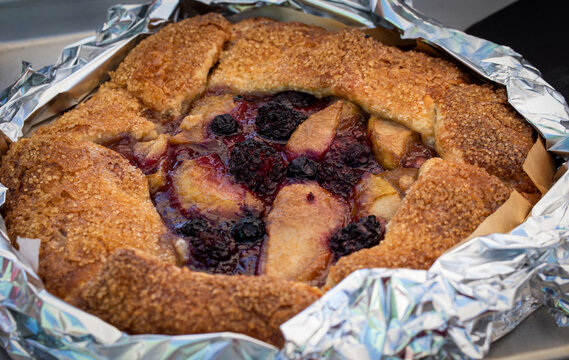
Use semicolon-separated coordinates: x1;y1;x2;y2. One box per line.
208;20;469;139
112;13;231;115
0;136;179;300
69;249;321;347
35;83;157;143
326;158;511;287
434;84;536;194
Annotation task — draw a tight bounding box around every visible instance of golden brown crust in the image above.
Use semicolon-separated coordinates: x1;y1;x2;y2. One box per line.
0;136;179;300
208;20;468;138
111;13;231;115
326;158;511;287
435;84;537;194
35;83;157;143
69;249;321;347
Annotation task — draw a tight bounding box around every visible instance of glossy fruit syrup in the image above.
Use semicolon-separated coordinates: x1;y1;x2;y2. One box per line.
105;91;437;276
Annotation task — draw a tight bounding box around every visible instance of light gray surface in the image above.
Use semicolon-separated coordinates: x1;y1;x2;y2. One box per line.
412;0;517;30
0;0;142;90
0;1;568;359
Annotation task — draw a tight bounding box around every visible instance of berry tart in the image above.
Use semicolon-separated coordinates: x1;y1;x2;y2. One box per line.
0;13;540;346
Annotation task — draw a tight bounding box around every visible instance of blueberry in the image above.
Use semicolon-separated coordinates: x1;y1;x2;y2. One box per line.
210;114;238;135
287;156;318;179
231;217;265;243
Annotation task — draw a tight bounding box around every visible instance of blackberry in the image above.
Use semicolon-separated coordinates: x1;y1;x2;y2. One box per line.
210;113;238;135
317;160;362;197
273;91;317;108
176;218;209;237
256;102;306;140
287;156;318;179
342;142;372;168
231;216;265;244
176;218;238;273
229;138;286;195
329;215;385;261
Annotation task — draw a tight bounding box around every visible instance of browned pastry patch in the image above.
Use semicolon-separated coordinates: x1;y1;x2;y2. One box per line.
326;158;511;287
69;249;322;347
173;93;236;144
111;13;231;115
434;84;537;194
0;136;179;300
208;20;468;139
35;83;156;144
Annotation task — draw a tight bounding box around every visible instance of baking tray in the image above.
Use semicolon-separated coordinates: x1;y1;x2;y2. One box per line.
1;1;569;359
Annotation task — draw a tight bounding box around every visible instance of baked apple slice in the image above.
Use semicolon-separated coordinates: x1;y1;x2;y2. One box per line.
172;154;264;219
263;183;348;283
286;100;343;158
368;116;420;170
354;173;402;221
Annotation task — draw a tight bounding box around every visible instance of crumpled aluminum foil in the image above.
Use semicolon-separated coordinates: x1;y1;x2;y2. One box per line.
1;0;568;359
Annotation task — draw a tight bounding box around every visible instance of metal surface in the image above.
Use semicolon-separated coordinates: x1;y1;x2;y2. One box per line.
0;1;568;359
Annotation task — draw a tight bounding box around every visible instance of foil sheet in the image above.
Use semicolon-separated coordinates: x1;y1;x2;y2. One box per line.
1;0;568;359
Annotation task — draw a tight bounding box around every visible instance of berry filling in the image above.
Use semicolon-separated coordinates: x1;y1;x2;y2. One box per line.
229;138;286;195
104;91;436;277
329;215;386;261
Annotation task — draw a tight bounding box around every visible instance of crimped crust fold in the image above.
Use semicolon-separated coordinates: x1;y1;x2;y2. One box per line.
69;249;321;347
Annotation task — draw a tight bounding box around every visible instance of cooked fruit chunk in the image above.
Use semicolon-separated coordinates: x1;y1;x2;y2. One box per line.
379;168;420;194
326;158;512;287
172;155;264;219
336;100;364;131
354;173;402;220
368;116;420;170
286;101;343;158
111;14;231;115
263;183;348;283
133;134;169;165
174;94;236;144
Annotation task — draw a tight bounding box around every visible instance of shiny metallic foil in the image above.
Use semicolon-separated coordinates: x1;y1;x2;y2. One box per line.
0;0;568;359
